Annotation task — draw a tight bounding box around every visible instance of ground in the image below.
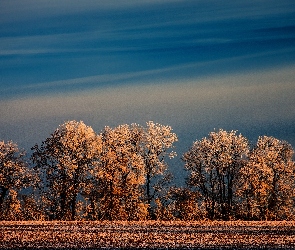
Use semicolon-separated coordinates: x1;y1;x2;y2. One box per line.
0;220;294;249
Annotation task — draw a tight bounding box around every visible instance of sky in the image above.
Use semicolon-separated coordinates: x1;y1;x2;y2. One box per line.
1;0;295;183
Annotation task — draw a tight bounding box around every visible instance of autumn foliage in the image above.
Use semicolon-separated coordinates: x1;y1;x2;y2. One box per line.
0;121;294;221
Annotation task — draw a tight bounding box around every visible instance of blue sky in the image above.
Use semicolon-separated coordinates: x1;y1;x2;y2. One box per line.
1;0;295;182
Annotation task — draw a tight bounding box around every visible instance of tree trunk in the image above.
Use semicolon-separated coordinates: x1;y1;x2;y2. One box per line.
59;189;67;220
108;180;114;221
146;170;154;219
70;195;77;220
71;172;80;221
0;186;9;214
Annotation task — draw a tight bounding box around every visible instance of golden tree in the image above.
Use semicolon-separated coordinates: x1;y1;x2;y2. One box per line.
183;129;249;220
134;121;178;219
90;124;147;220
238;136;295;220
31;120;100;220
0;140;33;220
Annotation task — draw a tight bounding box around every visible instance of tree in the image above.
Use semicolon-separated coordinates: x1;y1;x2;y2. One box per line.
237;136;295;220
1;189;22;220
0;140;33;220
154;186;204;221
134;121;178;219
169;187;204;221
89;124;147;220
21;194;46;221
31;120;177;221
183;129;249;220
31;120;100;220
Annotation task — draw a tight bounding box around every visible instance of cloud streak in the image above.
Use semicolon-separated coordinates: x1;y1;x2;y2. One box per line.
2;47;295;100
1;65;294;142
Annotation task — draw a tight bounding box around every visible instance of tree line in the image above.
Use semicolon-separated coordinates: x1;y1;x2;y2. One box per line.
0;120;294;221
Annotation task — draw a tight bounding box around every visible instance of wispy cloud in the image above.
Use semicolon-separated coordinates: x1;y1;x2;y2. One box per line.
2;47;295;99
1;65;295;151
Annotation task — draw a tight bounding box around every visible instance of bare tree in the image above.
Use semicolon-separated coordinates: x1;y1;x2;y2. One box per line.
183;129;249;220
90;124;147;221
31;120;100;220
237;136;295;220
154;186;204;221
169;187;204;221
133;121;178;219
0;140;34;220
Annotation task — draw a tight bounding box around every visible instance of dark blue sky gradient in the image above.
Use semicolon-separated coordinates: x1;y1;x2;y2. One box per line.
1;1;295;92
1;0;295;183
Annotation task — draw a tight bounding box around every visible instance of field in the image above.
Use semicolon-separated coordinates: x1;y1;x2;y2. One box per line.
0;220;295;249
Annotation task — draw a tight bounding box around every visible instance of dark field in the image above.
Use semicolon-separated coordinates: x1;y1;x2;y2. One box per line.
0;221;295;249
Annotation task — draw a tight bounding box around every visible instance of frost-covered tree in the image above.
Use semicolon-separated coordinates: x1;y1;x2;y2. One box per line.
169;187;204;221
133;121;177;219
0;140;33;220
1;189;22;220
89;124;147;220
31;120;177;221
154;186;204;221
183;129;249;220
31;121;100;220
237;136;295;220
21;194;46;221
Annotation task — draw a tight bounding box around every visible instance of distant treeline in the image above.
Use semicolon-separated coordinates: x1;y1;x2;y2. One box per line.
0;120;294;221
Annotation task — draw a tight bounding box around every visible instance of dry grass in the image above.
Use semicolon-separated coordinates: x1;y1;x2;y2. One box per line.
0;220;295;249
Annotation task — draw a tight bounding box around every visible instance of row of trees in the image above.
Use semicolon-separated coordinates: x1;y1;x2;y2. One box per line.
0;120;294;221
